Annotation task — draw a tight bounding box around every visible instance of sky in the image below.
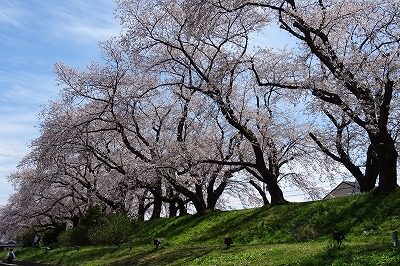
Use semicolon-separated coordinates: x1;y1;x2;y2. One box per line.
0;0;120;205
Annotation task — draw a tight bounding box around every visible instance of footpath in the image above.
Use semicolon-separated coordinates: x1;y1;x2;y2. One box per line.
0;260;50;266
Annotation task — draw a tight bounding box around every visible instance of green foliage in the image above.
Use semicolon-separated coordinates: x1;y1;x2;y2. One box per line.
17;230;36;247
58;226;90;246
41;223;66;246
88;213;135;246
57;207;110;246
58;208;134;247
80;206;106;227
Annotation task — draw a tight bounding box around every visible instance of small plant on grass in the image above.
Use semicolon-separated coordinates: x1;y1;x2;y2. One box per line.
293;225;318;242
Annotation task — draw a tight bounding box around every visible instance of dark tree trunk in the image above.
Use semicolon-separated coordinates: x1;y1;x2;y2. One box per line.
164;175;208;216
309;131;379;193
150;177;163;220
206;171;229;210
150;196;162;220
137;197;146;221
166;187;178;217
176;198;187;216
375;133;398;193
266;179;286;204
211;94;286;205
254;148;286;204
168;202;178;217
206;193;218;210
193;184;207;215
360;144;379;192
249;180;269;205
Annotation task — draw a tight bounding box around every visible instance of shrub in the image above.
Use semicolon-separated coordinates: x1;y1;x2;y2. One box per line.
58;226;90;246
17;230;36;247
41;223;66;246
293;225;318;242
80;206;106;227
57;206;106;246
88;213;134;246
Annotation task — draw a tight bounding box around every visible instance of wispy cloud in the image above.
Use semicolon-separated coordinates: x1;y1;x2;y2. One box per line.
41;1;120;43
0;71;57;103
249;24;297;51
0;2;26;27
63;24;120;43
0;0;120;205
0;110;38;206
0;110;39;162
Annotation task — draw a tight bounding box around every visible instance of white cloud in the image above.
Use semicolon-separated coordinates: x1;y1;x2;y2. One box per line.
45;1;120;43
249;23;297;51
0;0;120;207
0;2;26;27
0;112;38;136
0;112;38;168
0;71;58;103
0;72;53;202
63;23;120;42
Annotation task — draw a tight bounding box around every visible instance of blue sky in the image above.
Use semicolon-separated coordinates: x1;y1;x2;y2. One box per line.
0;0;120;205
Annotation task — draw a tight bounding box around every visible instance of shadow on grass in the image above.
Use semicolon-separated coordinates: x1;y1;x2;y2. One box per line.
132;214;212;244
132;190;400;248
296;242;400;266
19;246;123;266
111;245;215;266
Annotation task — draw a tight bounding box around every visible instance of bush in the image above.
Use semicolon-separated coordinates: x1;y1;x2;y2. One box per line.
57;206;106;246
58;226;90;246
80;206;106;227
88;213;134;246
293;225;318;242
41;223;66;246
56;208;134;247
17;230;36;247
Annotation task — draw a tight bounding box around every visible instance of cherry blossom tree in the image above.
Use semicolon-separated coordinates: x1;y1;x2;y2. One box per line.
115;0;322;204
157;94;245;214
214;0;400;192
54;39;244;216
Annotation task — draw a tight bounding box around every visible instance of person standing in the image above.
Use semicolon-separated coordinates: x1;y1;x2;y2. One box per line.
33;234;40;247
6;248;15;264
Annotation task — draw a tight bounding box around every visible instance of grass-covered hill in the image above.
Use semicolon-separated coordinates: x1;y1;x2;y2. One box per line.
16;189;400;265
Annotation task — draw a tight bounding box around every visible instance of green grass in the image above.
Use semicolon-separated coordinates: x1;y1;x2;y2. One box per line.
14;189;400;265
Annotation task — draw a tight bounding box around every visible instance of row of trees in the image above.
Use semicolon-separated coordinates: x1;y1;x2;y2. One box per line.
1;0;399;240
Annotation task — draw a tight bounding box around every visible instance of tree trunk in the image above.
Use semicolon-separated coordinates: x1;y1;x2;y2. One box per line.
168;202;178;217
213;94;286;205
150;195;162;220
193;184;207;215
150;177;163;220
375;133;398;193
359;144;379;192
177;198;187;216
137;197;146;221
166;187;178;217
249;180;269;205
254;148;286;204
267;179;286;204
206;174;228;210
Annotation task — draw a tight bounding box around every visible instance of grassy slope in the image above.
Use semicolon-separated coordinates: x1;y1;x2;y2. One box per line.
16;189;400;265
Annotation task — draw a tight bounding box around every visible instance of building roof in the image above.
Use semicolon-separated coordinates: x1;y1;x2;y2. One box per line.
323;181;361;199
